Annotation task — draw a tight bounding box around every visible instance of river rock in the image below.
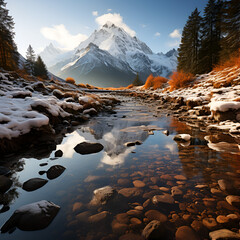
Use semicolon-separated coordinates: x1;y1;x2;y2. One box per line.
90;186;116;206
174;175;187;181
111;220;128;234
54;150;63;157
0;176;12;193
175;226;200;240
145;210;167;222
209;229;240;240
127;209;142;217
226;195;240;206
202;217;217;229
171;186;183;196
118;178;131;186
74;142;103;154
22;178;48;192
142;220;167;240
72;202;83;213
173;134;191;142
1;200;60;233
133;180;145;188
218;179;233;192
46;165;66;180
116;213;129;224
216;215;229;224
118;188;143;198
152;194;174;204
88;211;109;223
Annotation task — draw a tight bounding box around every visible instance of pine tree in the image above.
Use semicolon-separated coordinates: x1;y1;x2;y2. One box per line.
199;0;224;73
177;8;202;74
34;56;48;79
220;0;240;61
132;72;142;86
0;0;19;70
25;45;35;75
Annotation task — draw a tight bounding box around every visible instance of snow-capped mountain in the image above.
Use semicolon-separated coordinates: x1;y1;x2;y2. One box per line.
48;22;178;87
39;43;73;67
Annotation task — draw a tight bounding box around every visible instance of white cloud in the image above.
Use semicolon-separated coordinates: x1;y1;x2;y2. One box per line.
107;9;112;12
169;29;181;38
41;24;88;50
154;32;161;37
92;11;98;16
95;13;136;37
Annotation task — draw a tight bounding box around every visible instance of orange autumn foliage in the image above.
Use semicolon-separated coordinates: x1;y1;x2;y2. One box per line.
168;71;194;91
65;77;76;84
144;74;168;90
214;49;240;72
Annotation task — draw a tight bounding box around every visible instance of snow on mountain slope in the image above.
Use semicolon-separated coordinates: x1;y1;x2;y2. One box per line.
48;22;178;87
39;43;73;67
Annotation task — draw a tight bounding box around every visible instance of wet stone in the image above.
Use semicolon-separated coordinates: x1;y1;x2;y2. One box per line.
116;213;129;224
159;187;169;192
171;186;183;196
54;149;63;157
174;175;187;181
152;194;174;204
88;211;109;223
202;217;217;229
117;178;131;186
142;220;167;240
145;210;167;223
209;229;240;240
22;178;48;192
130;218;142;225
118;188;143;198
216;215;229;224
74;142;104;155
218;179;233;192
126;209;142;217
111;220;128;235
1;200;60;233
46;165;66;180
90;186;116;206
72;202;83;213
226;195;240;206
133;180;145;188
175;226;200;240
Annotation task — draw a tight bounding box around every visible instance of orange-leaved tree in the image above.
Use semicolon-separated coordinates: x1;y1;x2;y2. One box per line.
66;77;76;84
168;71;194;91
144;74;168;90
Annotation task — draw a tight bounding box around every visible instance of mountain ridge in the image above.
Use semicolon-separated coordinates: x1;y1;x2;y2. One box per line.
40;23;178;87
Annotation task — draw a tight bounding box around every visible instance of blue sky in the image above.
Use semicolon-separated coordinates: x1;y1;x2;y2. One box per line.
7;0;208;56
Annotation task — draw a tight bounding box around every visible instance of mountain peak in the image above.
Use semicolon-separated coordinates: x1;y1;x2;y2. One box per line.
102;21;117;29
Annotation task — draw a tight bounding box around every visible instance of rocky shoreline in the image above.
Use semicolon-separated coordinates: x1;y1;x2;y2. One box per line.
0;70;120;156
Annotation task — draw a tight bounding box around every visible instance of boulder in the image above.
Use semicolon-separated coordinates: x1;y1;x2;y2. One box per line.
74;142;103;154
1;200;60;233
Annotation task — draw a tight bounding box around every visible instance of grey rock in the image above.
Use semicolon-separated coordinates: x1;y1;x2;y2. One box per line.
1;200;60;233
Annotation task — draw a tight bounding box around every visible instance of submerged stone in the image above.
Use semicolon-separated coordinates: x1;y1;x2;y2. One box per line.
22;178;48;192
90;186;116;206
175;226;200;240
209;229;240;240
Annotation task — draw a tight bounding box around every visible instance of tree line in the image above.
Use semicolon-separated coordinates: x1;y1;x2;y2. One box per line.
0;0;48;78
178;0;240;75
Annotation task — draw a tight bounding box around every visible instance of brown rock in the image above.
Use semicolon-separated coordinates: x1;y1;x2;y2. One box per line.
145;210;167;223
133;180;146;188
175;226;200;240
218;179;233;192
111;220;128;234
117;178;131;186
88;211;109;223
216;215;229;224
174;175;187;181
118;188;143;198
72;202;83;212
171;186;183;196
142;220;167;240
152;194;174;204
143;199;151;208
130;218;142;225
127;209;142;217
160;174;173;180
226;195;240;206
191;220;203;232
202;217;217;229
116;213;129;224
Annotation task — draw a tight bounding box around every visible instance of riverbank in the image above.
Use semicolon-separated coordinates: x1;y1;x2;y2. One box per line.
0;70;120;156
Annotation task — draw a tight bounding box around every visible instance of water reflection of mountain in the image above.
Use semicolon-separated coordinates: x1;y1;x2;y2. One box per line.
78;116;152;165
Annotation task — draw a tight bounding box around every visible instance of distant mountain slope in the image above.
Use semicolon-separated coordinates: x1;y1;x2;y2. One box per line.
45;22;178;87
